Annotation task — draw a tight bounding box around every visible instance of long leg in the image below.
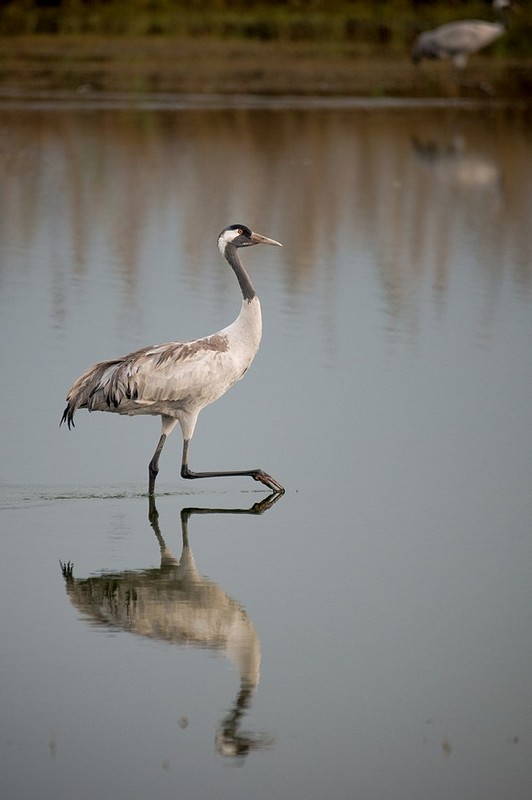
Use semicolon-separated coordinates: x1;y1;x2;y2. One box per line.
180;438;284;494
148;433;166;495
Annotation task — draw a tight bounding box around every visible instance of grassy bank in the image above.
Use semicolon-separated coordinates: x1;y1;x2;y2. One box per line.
0;2;530;98
0;34;530;98
0;2;530;59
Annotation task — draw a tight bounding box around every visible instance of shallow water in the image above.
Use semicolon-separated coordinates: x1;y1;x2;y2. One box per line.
1;97;532;799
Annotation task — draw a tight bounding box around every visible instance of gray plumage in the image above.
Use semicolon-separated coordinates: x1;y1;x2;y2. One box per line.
61;335;231;424
61;224;285;495
412;0;511;69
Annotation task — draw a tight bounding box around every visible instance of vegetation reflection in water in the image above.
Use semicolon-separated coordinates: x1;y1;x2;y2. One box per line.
59;493;282;760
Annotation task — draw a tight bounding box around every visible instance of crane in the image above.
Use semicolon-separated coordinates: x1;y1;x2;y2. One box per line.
61;224;285;495
411;0;511;69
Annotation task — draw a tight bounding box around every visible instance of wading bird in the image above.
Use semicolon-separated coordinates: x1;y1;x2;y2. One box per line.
61;224;285;495
411;0;511;69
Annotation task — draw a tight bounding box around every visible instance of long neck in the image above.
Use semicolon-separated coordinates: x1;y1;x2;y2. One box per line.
224;244;256;303
494;3;509;27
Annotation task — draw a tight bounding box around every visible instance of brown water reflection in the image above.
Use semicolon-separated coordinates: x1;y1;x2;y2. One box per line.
2;99;532;800
60;495;280;760
1;102;530;344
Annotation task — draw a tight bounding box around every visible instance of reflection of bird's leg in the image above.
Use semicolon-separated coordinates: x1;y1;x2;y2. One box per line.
148;493;159;526
148;491;283;560
180;506;191;550
180;494;284;525
248;492;285;514
148;495;183;566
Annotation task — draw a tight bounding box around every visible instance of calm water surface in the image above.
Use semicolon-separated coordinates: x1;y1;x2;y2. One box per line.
1;97;531;800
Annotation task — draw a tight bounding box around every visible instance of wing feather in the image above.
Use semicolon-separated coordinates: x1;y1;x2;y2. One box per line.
60;334;230;428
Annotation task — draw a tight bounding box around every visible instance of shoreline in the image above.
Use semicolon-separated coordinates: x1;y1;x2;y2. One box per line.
1;36;531;100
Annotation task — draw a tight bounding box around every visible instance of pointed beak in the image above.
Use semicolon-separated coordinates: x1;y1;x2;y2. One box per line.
250;231;283;247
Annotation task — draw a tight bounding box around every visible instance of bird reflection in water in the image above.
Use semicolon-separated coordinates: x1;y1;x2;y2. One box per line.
60;492;282;760
411;136;501;192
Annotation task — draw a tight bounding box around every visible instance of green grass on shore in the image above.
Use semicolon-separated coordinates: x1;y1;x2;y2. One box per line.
0;2;530;59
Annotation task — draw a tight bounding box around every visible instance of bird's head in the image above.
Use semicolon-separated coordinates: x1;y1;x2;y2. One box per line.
218;224;282;253
494;0;519;12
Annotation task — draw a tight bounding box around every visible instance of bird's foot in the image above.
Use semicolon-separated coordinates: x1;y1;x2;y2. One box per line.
252;470;285;494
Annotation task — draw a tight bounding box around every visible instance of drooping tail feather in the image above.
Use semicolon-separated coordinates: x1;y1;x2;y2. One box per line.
60;403;76;430
60;357;125;430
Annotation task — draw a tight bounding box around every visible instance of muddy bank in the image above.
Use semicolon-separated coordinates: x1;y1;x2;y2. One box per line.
0;36;531;99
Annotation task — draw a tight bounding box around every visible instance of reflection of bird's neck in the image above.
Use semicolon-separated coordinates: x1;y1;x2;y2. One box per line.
225;618;261;690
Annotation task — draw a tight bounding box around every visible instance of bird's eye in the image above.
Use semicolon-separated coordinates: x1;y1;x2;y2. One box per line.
238;228;243;235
